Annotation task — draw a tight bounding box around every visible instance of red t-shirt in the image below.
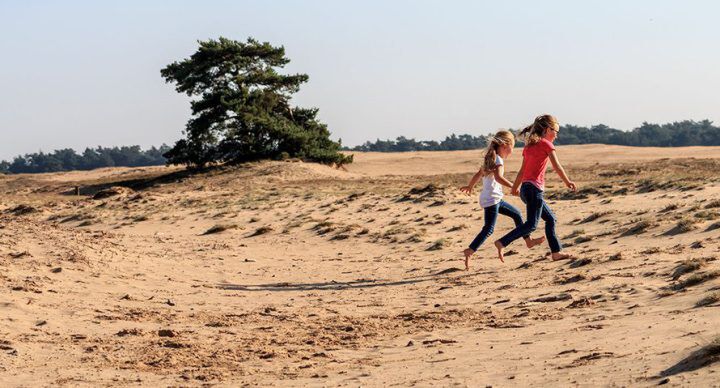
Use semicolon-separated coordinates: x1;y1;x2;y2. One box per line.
521;138;555;190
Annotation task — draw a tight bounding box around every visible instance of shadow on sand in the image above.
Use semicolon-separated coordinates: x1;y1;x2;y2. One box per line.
60;166;215;197
659;338;720;377
217;267;479;292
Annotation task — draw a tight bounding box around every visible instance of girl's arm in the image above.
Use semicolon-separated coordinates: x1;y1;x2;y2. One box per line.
459;169;484;195
510;158;526;196
493;165;514;188
549;150;577;191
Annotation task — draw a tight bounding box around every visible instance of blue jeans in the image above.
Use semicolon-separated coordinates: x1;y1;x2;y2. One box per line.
498;182;562;253
469;200;529;251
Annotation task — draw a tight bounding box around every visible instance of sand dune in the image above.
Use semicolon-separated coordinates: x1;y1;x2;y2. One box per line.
1;145;719;386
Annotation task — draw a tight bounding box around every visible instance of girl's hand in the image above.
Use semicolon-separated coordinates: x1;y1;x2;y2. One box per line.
511;187;520;196
567;181;577;192
459;186;473;195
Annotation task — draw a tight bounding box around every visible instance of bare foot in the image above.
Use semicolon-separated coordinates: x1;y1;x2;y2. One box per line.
551;252;573;261
524;236;546;249
463;248;474;270
493;240;505;263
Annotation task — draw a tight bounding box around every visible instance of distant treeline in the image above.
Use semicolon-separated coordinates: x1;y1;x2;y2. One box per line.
347;120;720;152
0;145;171;174
3;120;719;174
348;134;488;152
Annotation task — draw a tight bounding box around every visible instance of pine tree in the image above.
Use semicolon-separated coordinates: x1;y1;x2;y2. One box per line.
161;37;352;168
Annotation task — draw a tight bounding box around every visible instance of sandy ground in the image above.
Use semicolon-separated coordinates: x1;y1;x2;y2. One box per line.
1;145;719;387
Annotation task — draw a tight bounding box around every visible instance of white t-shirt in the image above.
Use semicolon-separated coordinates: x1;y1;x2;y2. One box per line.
479;155;504;208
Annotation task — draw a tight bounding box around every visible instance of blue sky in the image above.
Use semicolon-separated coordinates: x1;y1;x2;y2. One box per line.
1;1;719;159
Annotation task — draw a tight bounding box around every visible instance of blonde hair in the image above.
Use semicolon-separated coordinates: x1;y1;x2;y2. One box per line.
518;114;558;146
482;130;515;175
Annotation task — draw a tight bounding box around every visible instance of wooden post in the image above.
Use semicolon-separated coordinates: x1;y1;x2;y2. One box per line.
74;186;80;196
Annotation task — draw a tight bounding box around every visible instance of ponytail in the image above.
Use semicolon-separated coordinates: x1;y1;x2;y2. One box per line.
482;146;498;175
520;114;557;146
481;130;515;175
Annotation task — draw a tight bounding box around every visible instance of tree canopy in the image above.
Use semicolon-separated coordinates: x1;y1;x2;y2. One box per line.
161;37;352;167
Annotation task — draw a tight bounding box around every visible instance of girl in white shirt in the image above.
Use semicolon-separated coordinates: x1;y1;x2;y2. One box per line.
459;130;545;270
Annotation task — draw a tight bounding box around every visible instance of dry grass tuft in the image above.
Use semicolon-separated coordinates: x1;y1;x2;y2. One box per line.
641;247;661;254
426;238;448;251
574;235;593;244
313;221;335;235
704;199;720;209
92;186;134;200
282;220;304;233
249;226;273;237
202;224;239;235
564;229;585;239
664;218;697;236
446;224;467;232
6;204;38;216
672;271;720;291
670;258;706;280
696;292;720;308
693;210;720;221
383;226;412;238
619;219;656;237
660;203;680;213
133;215;149;223
579;211;610;223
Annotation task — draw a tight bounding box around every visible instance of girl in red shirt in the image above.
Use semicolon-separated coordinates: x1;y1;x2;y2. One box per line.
494;115;577;262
